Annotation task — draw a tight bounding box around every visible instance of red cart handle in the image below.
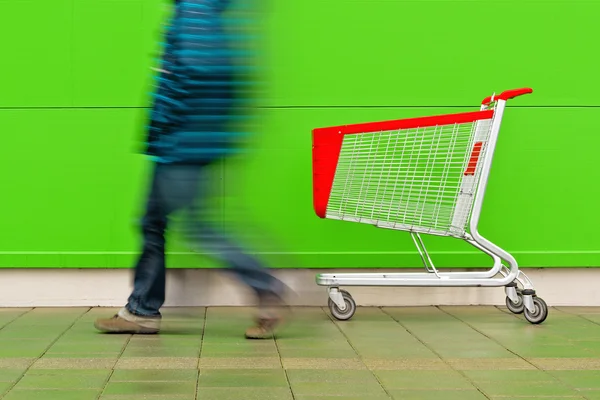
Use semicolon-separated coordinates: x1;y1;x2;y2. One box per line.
481;88;533;105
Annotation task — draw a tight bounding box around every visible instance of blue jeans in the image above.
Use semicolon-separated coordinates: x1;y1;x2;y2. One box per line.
126;162;283;317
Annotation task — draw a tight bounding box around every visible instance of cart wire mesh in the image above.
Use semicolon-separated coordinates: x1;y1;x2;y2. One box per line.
325;118;494;237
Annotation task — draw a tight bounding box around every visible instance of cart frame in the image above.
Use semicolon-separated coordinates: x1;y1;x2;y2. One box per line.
311;88;548;324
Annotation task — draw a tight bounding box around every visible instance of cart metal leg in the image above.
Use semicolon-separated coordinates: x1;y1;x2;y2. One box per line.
319;231;547;324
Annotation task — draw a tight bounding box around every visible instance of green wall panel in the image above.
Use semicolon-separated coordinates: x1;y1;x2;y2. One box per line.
0;0;73;107
265;0;600;107
2;0;599;107
0;0;598;268
0;107;598;268
71;0;166;107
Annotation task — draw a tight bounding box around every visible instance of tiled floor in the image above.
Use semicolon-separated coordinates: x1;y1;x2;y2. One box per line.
0;306;600;399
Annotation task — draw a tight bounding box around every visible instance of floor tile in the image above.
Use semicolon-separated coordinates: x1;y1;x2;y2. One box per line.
277;347;358;358
529;358;600;370
375;370;475;390
295;397;389;400
101;396;194;400
387;389;488;400
364;358;449;371
197;387;293;400
348;341;438;359
3;389;100;400
0;381;14;395
510;344;598;358
4;305;600;399
42;353;121;359
110;369;198;382
0;309;32;327
200;342;278;358
0;330;64;340
274;338;349;349
283;358;366;370
550;370;600;389
475;380;578;397
290;381;388;397
287;369;379;384
32;358;116;370
0;340;51;358
120;346;200;358
115;357;198;370
580;391;600;400
464;369;557;383
16;370;110;390
446;358;535;370
47;341;126;355
198;369;288;387
0;369;25;382
0;359;36;369
126;337;201;349
103;381;197;396
489;397;585;400
199;357;281;369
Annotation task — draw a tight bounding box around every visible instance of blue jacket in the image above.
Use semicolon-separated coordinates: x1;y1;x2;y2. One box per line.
145;0;255;165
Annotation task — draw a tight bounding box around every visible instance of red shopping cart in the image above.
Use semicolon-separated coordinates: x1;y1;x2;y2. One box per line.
312;88;548;324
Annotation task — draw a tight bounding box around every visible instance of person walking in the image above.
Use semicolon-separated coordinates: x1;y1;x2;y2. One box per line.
94;0;287;339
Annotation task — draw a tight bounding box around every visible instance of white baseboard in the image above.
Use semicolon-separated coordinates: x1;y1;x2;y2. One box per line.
0;268;596;307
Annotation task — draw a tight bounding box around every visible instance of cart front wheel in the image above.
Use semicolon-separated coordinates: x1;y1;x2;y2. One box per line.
524;297;548;325
328;290;356;321
505;292;525;314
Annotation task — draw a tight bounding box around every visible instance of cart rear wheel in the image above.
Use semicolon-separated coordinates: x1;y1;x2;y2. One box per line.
524;297;548;324
328;290;356;321
505;291;525;314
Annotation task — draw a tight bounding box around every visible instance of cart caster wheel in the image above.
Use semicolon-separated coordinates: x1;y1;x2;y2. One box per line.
328;290;356;321
505;291;525;314
524;297;548;325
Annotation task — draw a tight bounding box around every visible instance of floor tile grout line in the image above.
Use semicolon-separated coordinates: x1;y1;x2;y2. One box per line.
439;306;541;364
96;317;134;400
0;308;35;332
437;306;591;400
274;324;296;400
381;307;492;400
534;306;600;400
323;307;394;400
195;307;208;400
554;306;600;328
0;307;93;400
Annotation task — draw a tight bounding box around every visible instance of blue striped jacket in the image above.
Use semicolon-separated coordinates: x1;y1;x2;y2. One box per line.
145;0;256;165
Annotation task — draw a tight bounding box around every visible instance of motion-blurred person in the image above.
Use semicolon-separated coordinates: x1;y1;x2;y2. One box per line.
94;0;287;339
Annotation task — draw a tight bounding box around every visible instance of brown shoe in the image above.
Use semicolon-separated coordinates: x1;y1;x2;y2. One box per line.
94;308;161;334
245;292;290;339
245;317;281;339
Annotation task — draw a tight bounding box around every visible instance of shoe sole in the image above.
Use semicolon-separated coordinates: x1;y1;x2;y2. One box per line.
94;321;159;335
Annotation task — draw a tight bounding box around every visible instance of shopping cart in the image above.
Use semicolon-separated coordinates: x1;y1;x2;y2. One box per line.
312;88;548;325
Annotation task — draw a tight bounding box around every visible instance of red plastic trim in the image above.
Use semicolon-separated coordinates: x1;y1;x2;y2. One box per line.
482;88;533;105
312;126;345;218
464;142;484;176
316;110;494;136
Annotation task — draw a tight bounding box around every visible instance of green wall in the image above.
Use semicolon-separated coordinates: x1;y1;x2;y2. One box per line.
1;0;599;269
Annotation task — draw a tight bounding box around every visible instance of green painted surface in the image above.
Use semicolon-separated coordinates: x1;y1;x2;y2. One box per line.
0;306;599;399
0;0;598;268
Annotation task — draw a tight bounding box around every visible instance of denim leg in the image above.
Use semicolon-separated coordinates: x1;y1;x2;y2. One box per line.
125;165;168;317
187;223;283;298
126;163;283;316
180;172;284;299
